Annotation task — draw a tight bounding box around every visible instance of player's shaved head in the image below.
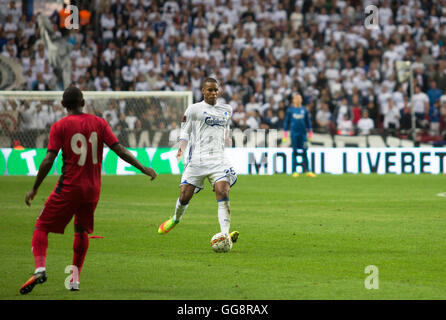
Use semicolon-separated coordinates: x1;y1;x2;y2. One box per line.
202;77;218;88
62;85;84;110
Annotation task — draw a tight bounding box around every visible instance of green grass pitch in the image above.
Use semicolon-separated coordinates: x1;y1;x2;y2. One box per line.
1;173;446;300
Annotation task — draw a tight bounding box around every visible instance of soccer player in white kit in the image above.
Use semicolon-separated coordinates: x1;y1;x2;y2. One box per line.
158;78;239;243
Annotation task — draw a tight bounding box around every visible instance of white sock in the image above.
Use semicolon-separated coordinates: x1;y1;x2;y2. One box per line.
35;267;46;273
218;199;231;234
173;198;188;222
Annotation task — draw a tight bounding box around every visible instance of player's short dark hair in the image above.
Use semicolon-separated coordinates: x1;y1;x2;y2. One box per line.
62;85;83;110
202;77;218;88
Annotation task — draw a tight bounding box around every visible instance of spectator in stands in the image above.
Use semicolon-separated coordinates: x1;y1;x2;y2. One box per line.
440;97;446;139
262;108;280;130
48;104;64;125
153;73;166;90
103;103;119;128
246;110;261;130
111;68;124;90
429;100;441;136
246;95;261;116
35;103;50;131
0;27;8;52
115;112;129;143
125;109;138;131
315;102;333;133
32;73;50;91
334;98;351;128
232;103;247;130
276;109;286;130
94;70;111;91
411;85;430;128
135;74;150;91
399;96;412;134
1;40;16;59
42;61;56;90
4;15;17;40
383;98;401;133
5;0;446;148
427;80;443;109
19;102;34;132
357;110;375;135
168;121;181;148
337;114;354;136
351;94;362;126
377;84;392;125
7;1;21;24
99;79;112;91
79;4;92;32
100;7;116;45
392;85;405;111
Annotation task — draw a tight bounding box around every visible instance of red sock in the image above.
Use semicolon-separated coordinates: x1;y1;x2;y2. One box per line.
72;232;89;282
31;229;48;269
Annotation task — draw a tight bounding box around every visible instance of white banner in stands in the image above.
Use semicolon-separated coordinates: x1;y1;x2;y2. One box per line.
226;148;446;175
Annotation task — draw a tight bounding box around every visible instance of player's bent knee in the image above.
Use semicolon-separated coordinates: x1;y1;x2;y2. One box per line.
215;188;230;201
178;197;190;206
179;191;192;205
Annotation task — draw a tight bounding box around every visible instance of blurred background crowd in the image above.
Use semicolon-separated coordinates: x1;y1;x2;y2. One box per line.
2;0;446;148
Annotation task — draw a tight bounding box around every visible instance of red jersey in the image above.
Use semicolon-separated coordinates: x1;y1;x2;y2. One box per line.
47;113;119;202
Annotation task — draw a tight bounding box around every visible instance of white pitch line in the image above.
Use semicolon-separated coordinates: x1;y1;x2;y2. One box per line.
436;192;446;198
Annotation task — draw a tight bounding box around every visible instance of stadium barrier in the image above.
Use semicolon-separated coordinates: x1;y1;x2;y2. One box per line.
1;128;433;149
0;127;432;148
0;147;183;176
2;147;446;176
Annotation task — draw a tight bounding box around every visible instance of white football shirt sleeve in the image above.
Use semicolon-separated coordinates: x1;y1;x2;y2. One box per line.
179;106;193;142
225;107;233;147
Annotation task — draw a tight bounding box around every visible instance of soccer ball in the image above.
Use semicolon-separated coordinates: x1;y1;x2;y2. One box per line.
210;232;232;253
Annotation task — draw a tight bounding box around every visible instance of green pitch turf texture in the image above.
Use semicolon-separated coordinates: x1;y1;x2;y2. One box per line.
1;174;446;300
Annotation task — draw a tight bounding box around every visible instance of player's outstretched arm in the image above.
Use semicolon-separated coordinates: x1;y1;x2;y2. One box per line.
25;151;57;206
110;143;157;180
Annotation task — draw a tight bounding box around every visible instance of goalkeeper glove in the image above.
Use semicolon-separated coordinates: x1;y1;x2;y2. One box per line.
282;131;289;144
308;130;313;142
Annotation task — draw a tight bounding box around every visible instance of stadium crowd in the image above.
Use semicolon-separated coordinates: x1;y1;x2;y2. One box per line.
2;0;446;147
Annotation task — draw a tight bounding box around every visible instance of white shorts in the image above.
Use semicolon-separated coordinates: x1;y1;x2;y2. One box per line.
180;164;237;193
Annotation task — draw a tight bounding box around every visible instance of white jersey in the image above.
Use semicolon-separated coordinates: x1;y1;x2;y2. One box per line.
180;100;232;168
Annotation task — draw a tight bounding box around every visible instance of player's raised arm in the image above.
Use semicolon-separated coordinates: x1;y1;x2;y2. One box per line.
110;143;157;180
25;151;57;206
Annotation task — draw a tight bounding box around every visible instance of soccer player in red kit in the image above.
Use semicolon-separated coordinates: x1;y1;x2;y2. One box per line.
20;86;157;294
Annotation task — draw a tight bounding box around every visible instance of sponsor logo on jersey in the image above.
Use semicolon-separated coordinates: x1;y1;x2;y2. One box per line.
292;113;305;119
205;116;226;127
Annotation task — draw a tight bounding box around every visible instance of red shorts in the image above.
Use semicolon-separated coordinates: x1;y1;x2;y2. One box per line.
35;190;98;234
